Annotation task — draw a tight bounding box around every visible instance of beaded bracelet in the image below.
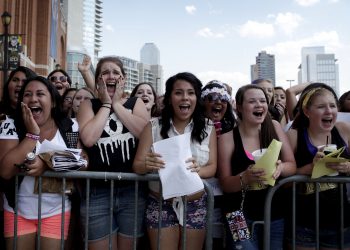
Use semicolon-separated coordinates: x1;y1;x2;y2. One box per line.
26;133;40;141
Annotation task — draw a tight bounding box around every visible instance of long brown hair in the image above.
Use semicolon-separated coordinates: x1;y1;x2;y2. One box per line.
235;84;278;148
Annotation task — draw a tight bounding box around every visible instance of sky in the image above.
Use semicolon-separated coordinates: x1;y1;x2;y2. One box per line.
100;0;350;96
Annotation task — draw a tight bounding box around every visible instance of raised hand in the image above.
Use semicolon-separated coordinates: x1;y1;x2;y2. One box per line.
21;102;40;135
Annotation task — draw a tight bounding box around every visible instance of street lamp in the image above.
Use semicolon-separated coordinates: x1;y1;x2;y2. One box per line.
2;11;11;85
286;79;295;88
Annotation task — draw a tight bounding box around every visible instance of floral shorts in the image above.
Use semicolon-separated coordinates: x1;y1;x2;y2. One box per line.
146;193;207;229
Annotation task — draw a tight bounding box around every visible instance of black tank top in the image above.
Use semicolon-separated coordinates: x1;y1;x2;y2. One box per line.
221;126;285;221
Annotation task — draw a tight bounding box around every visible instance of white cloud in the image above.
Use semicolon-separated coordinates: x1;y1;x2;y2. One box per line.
196;27;225;38
262;30;342;88
295;0;320;6
196;71;249;95
105;24;115;32
238;21;274;38
185;5;196;15
275;12;303;35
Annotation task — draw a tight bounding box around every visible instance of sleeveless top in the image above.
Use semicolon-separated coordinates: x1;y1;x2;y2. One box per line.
221;126;285;221
85;98;138;173
295;127;350;229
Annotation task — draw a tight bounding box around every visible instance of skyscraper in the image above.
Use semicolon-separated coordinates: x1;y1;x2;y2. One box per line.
140;43;160;65
251;51;276;85
63;0;102;88
299;46;339;95
139;43;163;94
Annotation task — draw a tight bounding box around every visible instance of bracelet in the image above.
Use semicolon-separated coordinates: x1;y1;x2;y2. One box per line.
26;133;40;141
102;102;112;105
101;105;111;109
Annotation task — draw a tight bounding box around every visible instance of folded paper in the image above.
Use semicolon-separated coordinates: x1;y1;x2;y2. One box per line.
312;146;349;178
250;139;282;190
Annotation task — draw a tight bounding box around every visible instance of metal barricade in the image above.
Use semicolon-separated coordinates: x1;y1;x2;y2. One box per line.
11;171;214;250
263;175;350;250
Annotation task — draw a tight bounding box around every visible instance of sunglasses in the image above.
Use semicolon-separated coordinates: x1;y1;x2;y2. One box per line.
50;76;67;82
206;94;229;103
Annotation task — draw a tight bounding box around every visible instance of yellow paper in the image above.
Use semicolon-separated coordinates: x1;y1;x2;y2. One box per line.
311;146;349;178
250;139;282;189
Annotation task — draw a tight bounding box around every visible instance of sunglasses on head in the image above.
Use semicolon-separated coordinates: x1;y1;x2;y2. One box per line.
50;76;67;82
206;94;229;103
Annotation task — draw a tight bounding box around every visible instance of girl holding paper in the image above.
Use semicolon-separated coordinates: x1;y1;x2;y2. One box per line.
0;76;83;250
133;72;217;250
286;83;350;249
218;84;296;249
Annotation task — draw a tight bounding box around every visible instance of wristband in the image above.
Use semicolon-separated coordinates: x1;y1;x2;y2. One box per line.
26;133;40;141
101;105;111;109
102;102;112;105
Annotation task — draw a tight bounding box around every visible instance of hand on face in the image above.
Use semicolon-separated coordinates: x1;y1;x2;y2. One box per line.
112;76;125;103
21;102;40;135
97;77;112;104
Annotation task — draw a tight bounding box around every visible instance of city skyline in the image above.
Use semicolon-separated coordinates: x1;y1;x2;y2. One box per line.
100;0;349;96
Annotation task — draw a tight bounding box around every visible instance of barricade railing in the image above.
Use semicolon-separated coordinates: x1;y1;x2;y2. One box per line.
263;175;350;250
12;171;214;250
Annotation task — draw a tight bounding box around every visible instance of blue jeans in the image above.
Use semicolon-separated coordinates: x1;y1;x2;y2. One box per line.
225;218;284;250
287;226;350;248
80;184;147;241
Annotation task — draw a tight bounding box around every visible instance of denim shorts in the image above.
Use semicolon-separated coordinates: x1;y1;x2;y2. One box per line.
146;193;207;229
80;184;147;241
289;226;350;248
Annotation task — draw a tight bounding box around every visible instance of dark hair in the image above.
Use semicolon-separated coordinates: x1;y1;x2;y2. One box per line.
14;76;65;140
94;56;126;83
161;72;207;143
1;66;37;117
130;82;158;117
47;69;72;86
235;84;278;148
62;88;77;100
291;82;338;129
274;86;289;122
339;90;350;112
201;82;236;130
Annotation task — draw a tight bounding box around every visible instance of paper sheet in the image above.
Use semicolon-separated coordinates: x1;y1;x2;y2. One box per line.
152;133;204;200
312;146;349;178
251;139;282;189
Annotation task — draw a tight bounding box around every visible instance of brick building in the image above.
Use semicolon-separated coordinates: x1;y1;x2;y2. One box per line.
0;0;67;99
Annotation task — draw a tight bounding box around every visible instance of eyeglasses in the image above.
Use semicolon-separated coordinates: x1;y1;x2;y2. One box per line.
206;94;229;103
50;76;67;82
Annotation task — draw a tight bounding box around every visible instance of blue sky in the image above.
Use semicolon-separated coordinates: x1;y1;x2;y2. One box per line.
100;0;350;96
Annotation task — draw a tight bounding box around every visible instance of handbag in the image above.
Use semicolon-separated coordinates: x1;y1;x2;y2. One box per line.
226;173;251;241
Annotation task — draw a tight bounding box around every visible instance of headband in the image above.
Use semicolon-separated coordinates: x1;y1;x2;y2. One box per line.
301;87;323;109
201;87;231;101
